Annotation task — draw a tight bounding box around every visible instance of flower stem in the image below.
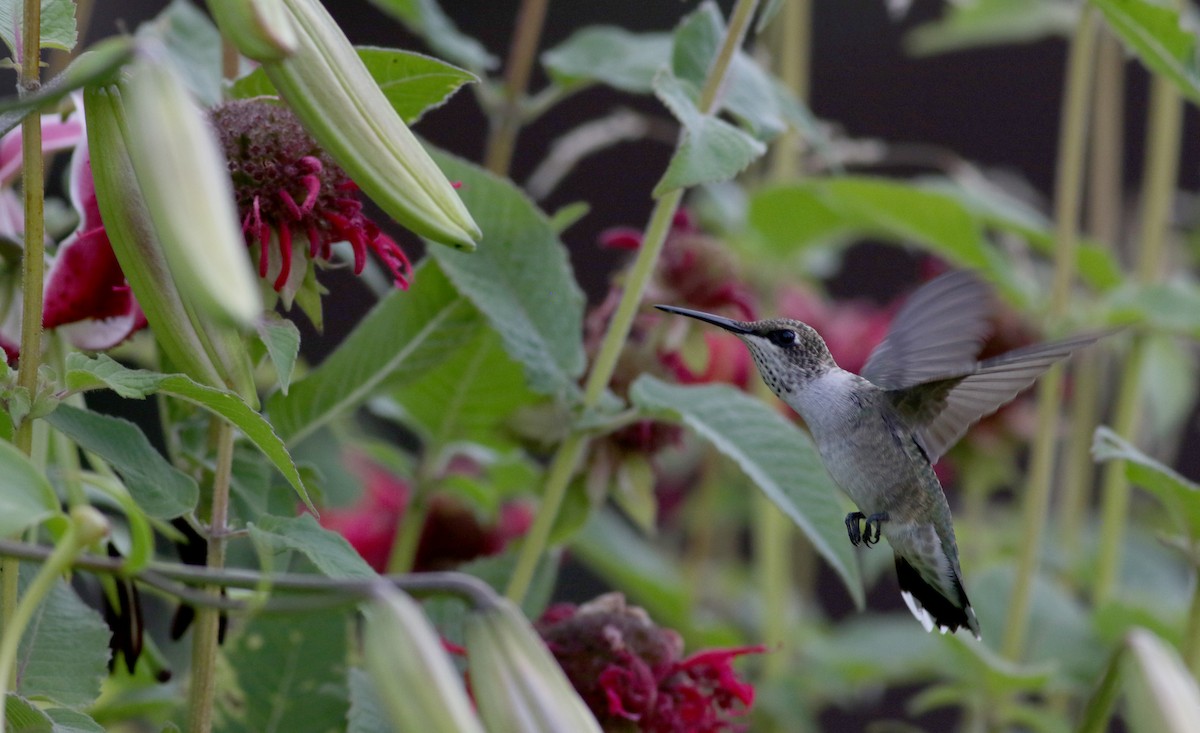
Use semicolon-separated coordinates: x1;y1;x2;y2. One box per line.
1000;5;1097;662
1091;63;1182;607
505;0;762;605
186;421;235;733
4;0;45;697
767;0;810;180
482;0;550;175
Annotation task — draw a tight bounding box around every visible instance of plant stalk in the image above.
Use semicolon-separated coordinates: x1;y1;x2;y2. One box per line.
483;0;550;175
1092;61;1183;606
186;422;236;733
505;0;762;604
4;0;45;696
1000;5;1097;661
767;0;810;180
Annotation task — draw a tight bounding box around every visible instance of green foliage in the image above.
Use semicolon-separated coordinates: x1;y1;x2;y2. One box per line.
5;696;104;733
426;150;587;399
1093;427;1200;536
15;571;110;707
629;376;864;608
363;0;496;71
43;404;198;519
1092;0;1200;105
0;440;57;536
268;259;481;445
0;0;76;55
254;313;300;396
906;0;1077;55
249;513;378;579
230;47;477;124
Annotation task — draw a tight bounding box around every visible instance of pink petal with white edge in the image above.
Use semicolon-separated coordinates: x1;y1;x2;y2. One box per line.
0;113;85;186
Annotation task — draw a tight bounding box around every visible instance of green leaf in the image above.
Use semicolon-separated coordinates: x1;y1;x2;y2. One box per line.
250;513;378;580
426;150;587;399
267;258;481;445
387;328;539;449
1;698;104;732
44;709;106;733
16;572;111;707
0;0;75;55
1092;426;1200;536
0;439;57;536
747;177;1024;299
43;404;199;519
347;667;389;733
224;609;350;733
231;47;477;125
651;69;767;197
255;313;300;396
364;0;497;71
1092;0;1200;105
542;26;672;92
134;0;223;107
906;0;1077;56
1123;628;1200;733
628;376;864;608
67;354;314;512
1104;280;1200;336
0;37;134;138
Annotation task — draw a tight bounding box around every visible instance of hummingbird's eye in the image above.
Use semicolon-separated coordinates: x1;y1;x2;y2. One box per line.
767;329;798;347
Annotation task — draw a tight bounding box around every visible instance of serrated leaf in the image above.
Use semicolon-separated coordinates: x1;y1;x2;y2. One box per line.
16;572;110;707
250;513;378;579
0;0;75;56
628;376;864;607
388;328;539;449
231;47;477;125
224;608;350;733
651;70;767;197
1093;0;1200;105
43;404;198;519
267;258;481;445
0;440;57;536
1093;426;1200;536
426;150;586;399
44;709;106;733
134;0;223;107
542;26;672;92
255;313;300;396
906;0;1077;56
67;354;313;512
364;0;497;71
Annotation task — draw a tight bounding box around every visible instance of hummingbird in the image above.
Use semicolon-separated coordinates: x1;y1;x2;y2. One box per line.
657;270;1103;639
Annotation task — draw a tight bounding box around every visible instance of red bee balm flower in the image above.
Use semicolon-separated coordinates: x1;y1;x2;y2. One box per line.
536;594;764;732
211;99;412;293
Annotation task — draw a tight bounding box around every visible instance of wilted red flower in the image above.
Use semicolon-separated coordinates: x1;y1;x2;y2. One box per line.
212;99;412;293
537;593;763;732
316;452;532;572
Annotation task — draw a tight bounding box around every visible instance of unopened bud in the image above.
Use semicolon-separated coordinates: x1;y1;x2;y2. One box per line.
207;0;298;62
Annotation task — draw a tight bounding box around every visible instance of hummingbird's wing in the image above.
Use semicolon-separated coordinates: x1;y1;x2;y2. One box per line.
889;332;1105;462
861;270;993;389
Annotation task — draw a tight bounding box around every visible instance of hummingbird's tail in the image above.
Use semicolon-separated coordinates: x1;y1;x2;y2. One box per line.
894;553;981;640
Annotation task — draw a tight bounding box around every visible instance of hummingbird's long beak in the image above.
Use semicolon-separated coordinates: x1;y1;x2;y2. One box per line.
654;305;752;334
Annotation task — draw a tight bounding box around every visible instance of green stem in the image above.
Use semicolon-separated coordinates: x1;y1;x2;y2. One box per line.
186;422;235;733
505;0;762;604
0;509;103;731
482;0;550;175
1182;567;1200;676
5;0;45;697
386;474;433;574
682;451;721;603
1059;27;1124;570
1092;62;1182;606
767;0;810;180
1000;5;1097;662
753;495;789;680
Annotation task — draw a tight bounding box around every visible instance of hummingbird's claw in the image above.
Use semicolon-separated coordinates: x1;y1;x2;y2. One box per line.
863;512;889;547
845;512;866;546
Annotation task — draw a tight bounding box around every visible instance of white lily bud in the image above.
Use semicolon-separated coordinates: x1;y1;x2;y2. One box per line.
207;0;298;62
362;587;486;733
264;0;481;250
466;599;602;733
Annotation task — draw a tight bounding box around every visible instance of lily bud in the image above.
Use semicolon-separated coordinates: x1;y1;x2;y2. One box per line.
363;587;486;733
263;0;481;250
207;0;298;62
69;505;111;547
466;599;602;733
122;53;262;331
84;82;258;404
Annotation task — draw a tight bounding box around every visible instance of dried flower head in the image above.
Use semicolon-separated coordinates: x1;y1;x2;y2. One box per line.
212;99;412;293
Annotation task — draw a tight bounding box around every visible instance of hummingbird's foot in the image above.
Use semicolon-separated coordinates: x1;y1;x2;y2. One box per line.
845;512;867;546
863;512;889;547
